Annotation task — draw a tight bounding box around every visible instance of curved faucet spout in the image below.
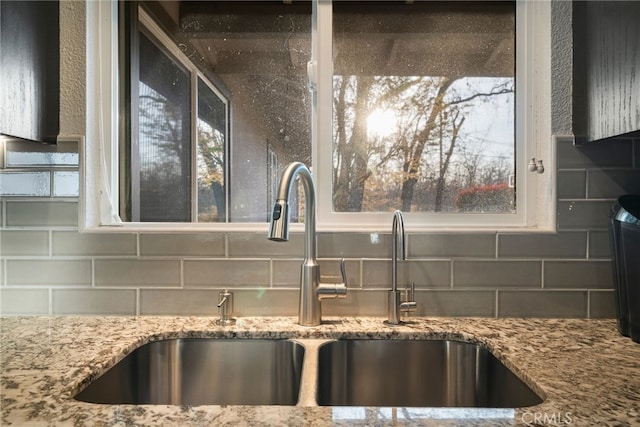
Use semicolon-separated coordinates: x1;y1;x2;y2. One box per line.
268;162;316;261
386;210;417;325
267;161;346;326
391;210;406;293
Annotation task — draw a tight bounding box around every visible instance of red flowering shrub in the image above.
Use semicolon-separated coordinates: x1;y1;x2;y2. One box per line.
455;182;514;212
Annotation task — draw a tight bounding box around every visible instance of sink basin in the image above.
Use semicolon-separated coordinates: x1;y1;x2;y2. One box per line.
316;339;543;408
75;339;304;406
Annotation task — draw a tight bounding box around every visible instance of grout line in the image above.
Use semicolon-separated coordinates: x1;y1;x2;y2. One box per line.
269;258;274;288
138;288;142;315
585;230;591;259
180;259;184;288
450;260;454;289
584;169;590;199
91;258;95;287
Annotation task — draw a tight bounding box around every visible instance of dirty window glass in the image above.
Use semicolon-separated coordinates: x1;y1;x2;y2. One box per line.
122;1;312;222
332;1;515;214
197;77;227;222
136;31;192;222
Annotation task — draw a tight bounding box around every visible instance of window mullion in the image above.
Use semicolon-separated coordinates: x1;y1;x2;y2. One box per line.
191;72;198;222
314;0;334;226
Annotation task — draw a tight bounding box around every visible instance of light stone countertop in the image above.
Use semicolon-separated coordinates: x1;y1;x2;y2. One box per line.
1;316;639;426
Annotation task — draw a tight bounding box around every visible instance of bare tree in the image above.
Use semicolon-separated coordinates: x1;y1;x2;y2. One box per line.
333;75;374;212
332;74;514;213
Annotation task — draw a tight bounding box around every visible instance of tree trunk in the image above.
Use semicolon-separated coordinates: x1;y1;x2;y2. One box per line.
333;76;374;212
333;77;350;211
400;77;454;211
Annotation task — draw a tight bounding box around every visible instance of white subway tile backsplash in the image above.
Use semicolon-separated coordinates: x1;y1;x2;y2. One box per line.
0;289;49;315
1;230;49;256
140;289;221;315
6;151;78;167
52;171;79;197
321;289;387;317
271;259;304;287
498;231;587;258
6;259;91;286
587;169;640;198
498;290;588;317
52;231;137;256
557;170;587;199
544;260;613;289
232;289;298;316
318;233;390;258
140;234;224;257
3;135;633;318
0;171;50;196
228;233;304;257
558;138;632;168
362;259;450;289
140;288;298;321
588;230;611;259
271;258;360;288
453;260;541;288
557;200;612;230
318;259;360;287
6;201;78;227
95;259;181;287
184;259;270;287
415;290;496;317
589;290;616;318
52;289;136;315
408;233;496;258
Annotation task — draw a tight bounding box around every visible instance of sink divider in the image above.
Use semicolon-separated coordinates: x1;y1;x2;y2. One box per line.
292;338;336;407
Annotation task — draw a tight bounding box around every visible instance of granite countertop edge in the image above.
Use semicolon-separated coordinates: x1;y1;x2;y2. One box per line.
1;316;639;426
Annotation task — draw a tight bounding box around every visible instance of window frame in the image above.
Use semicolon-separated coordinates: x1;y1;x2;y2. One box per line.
82;0;554;233
314;0;553;231
120;5;231;223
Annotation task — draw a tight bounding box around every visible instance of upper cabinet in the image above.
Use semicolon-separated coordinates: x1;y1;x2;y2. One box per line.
0;1;60;143
573;1;640;143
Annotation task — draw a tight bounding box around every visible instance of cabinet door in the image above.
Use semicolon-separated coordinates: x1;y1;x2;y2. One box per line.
573;1;640;143
0;1;60;143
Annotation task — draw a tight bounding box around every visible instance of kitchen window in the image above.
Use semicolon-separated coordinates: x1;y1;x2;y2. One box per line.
119;5;230;222
84;0;553;231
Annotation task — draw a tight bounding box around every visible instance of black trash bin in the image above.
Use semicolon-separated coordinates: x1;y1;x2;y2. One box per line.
609;194;640;343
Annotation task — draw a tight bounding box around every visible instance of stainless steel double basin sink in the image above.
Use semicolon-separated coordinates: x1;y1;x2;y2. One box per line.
75;338;543;408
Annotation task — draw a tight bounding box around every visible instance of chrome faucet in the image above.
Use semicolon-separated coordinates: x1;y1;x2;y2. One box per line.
386;210;417;325
268;162;347;326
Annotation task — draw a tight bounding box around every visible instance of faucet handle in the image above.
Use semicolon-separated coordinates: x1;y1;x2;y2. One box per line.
340;258;348;287
400;283;417;314
317;259;348;299
406;282;415;302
